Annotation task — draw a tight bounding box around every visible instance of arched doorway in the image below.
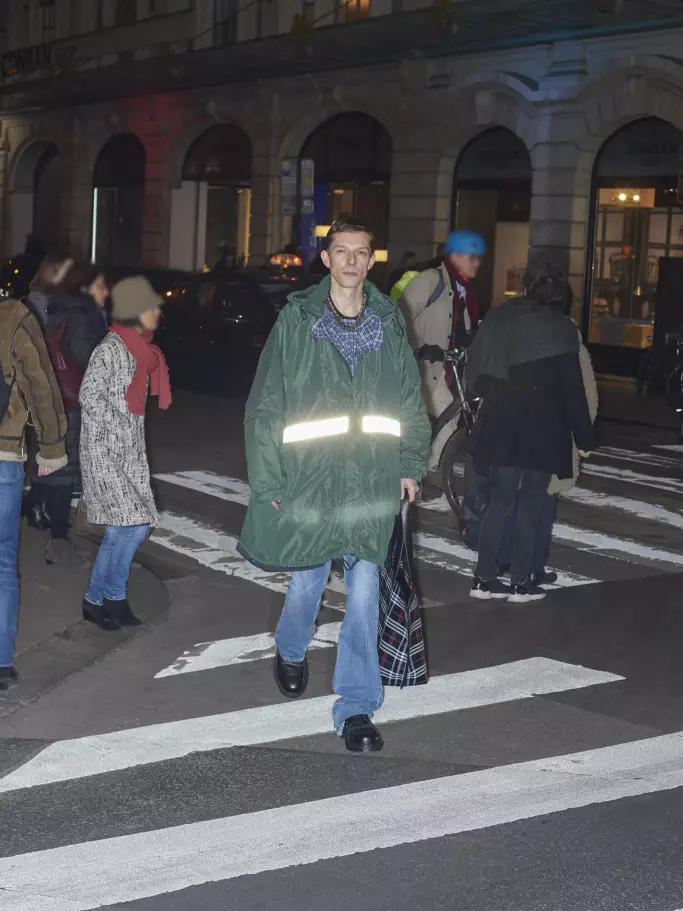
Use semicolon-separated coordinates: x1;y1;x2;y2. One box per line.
299;113;392;264
10;141;60;255
170;125;252;272
452;127;532;310
92;134;145;267
587;117;683;365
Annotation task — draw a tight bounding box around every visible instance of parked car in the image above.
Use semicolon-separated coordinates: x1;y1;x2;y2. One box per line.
156;270;280;395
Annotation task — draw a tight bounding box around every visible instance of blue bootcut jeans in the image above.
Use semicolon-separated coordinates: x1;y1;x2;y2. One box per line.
0;462;25;668
85;524;150;606
275;557;383;733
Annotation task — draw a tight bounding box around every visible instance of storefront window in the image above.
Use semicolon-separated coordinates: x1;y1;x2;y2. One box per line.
588;118;683;350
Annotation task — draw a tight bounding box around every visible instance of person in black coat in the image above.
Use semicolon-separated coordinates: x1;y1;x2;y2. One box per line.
38;263;109;566
465;257;594;603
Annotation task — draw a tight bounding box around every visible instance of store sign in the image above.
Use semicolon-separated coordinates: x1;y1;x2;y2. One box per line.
300;159;315;198
281;158;297;216
1;44;52;80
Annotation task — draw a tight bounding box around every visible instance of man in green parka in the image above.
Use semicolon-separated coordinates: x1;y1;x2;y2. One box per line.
239;219;430;753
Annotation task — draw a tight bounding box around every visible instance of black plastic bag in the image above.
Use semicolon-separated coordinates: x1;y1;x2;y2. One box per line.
378;498;428;687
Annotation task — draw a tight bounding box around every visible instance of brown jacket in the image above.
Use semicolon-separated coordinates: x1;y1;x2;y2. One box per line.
0;297;67;469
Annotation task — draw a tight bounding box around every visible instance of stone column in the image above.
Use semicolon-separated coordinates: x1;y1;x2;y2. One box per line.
141;132;169;267
249;139;276;264
387;143;452;267
60;118;93;262
528;110;594;320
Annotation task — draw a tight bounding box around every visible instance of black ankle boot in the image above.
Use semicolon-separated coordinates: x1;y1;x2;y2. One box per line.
104;598;142;627
82;599;121;632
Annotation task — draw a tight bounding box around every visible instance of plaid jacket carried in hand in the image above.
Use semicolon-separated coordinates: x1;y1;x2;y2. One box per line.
378;498;428;687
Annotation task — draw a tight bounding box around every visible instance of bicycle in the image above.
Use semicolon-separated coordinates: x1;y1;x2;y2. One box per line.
427;348;479;520
636;331;683;409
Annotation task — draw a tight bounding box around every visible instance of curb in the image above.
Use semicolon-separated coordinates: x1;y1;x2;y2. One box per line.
0;559;169;722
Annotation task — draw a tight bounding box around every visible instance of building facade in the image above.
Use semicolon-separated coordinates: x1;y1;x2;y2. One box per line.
2;0;683;367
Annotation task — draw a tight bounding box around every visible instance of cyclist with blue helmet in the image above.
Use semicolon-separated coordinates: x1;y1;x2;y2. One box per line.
399;229;486;471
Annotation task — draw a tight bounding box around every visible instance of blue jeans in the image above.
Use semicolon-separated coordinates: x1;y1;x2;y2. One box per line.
275;557;383;732
498;492;558;575
0;462;24;667
85;524;149;606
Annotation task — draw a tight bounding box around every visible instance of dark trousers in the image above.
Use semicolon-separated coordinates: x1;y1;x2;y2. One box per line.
27;483;73;539
475;467;552;585
498;492;557;575
462;453;491;550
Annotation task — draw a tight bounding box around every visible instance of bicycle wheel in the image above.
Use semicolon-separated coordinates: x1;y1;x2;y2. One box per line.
636;351;652;400
441;426;469;518
666;364;683;409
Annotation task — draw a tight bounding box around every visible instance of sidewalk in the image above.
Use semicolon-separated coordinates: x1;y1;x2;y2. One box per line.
0;522;169;720
597;375;680;431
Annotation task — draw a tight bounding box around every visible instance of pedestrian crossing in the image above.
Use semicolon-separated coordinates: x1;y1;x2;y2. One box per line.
152;438;683;603
0;644;681;910
2;731;683;911
2;440;683;909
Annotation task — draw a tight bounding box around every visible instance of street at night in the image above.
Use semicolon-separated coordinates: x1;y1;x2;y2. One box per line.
3;0;683;908
1;393;683;910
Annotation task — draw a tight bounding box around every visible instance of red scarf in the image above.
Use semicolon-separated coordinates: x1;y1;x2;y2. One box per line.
442;258;479;328
109;324;172;416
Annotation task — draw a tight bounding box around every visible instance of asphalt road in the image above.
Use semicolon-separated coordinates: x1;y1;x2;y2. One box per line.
1;393;683;911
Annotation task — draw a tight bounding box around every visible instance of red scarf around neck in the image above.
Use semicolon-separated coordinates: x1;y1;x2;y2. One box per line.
442;258;479;327
109;323;172;416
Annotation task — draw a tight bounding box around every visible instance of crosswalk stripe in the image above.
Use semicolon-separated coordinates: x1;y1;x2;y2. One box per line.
552;522;683;567
595;446;683;471
414;532;597;587
561;486;683;531
154;469;250;506
1;730;681;910
654;445;683;454
153;512;440;608
154;622;342;678
0;659;622;793
583;462;683;496
153;469;683;584
154;472;601;586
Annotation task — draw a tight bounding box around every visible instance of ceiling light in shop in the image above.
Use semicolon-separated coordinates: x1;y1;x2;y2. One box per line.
632;194;640;202
618;193;627;201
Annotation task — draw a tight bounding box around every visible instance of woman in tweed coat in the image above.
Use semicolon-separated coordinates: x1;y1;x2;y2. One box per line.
79;277;171;631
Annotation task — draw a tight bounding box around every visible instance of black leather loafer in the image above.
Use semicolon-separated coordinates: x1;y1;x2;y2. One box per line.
342;714;384;753
274;651;308;699
104;598;142;627
82;600;121;632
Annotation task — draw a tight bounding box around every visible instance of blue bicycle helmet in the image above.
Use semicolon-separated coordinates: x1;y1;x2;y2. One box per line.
444;230;486;257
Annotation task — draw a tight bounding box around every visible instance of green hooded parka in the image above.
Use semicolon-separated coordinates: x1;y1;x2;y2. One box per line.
239;276;430;570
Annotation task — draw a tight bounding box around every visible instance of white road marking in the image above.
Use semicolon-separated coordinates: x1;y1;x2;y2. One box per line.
154;470;251;506
5;730;683;910
153;471;683;587
154;512;439;609
553;522;683;568
596;446;683;472
153;512;346;610
561;486;683;531
654;445;683;454
0;659;622;793
415;532;597;588
583;463;683;496
154;622;342;678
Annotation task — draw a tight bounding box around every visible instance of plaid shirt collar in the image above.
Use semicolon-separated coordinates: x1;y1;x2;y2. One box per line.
311;294;384;377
